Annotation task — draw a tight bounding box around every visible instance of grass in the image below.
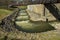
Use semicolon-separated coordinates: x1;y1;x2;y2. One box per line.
16;21;55;33
0;6;7;9
0;9;12;20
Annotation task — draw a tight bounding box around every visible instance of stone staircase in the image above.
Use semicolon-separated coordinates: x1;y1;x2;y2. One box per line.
15;10;29;26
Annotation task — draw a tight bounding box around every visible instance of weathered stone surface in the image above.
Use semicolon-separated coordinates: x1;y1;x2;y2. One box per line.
27;4;60;21
27;4;46;21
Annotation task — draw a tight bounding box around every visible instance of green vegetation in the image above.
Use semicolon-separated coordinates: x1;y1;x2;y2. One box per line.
16;21;55;32
0;9;12;20
0;6;7;9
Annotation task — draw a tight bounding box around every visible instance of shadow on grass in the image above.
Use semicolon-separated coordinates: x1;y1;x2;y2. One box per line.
15;21;56;33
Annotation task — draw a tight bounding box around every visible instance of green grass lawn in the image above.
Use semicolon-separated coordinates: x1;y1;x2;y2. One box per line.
0;9;12;20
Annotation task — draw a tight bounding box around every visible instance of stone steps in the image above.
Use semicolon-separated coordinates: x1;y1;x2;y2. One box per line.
15;10;29;26
19;13;28;16
16;16;29;21
16;20;29;24
16;10;29;21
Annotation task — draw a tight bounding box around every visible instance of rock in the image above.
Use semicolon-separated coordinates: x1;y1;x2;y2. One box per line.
26;4;60;21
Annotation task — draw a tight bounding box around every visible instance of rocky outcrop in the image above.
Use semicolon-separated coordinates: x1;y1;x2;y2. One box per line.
27;4;60;21
27;4;46;21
